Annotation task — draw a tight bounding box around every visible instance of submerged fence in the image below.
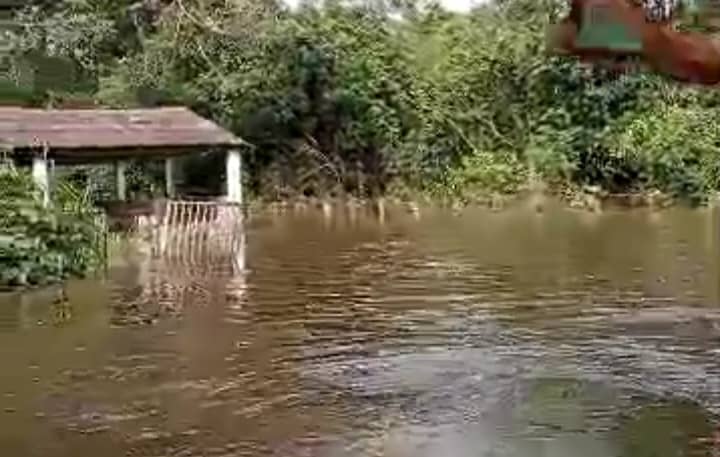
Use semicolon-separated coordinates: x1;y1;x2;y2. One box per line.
148;199;245;272
111;198;247;322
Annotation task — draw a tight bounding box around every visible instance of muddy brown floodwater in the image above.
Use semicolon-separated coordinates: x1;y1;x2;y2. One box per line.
1;204;720;457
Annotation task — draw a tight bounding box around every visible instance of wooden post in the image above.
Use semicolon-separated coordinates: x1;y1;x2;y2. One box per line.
164;158;175;198
115;161;127;201
32;156;49;207
226;149;242;203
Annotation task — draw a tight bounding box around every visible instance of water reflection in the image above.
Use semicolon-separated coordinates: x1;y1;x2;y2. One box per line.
0;204;719;456
109;228;248;326
619;400;716;457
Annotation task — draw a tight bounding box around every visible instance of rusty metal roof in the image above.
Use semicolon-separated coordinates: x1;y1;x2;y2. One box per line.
0;106;244;160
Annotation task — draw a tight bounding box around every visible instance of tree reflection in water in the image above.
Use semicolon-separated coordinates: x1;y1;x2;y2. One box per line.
620;400;717;457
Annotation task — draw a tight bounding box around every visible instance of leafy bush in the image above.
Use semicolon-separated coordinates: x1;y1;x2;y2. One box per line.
603;105;720;203
0;164;107;288
441;149;528;200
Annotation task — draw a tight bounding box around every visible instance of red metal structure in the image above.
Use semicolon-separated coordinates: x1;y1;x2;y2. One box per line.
547;0;720;85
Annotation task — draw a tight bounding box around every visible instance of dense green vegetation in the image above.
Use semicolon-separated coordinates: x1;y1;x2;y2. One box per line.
2;0;720;205
0;161;107;288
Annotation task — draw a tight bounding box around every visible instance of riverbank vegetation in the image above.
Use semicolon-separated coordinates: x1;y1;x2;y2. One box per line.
0;162;107;288
2;0;720;206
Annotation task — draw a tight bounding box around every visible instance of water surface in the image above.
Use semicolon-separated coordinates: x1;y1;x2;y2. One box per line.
1;204;719;456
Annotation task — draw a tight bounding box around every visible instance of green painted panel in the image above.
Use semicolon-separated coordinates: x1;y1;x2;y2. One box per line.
575;4;643;52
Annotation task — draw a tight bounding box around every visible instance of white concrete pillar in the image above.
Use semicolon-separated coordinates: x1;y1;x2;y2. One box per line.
32;157;49;207
226;149;242;203
164;158;175;198
115;161;127;201
233;231;246;273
